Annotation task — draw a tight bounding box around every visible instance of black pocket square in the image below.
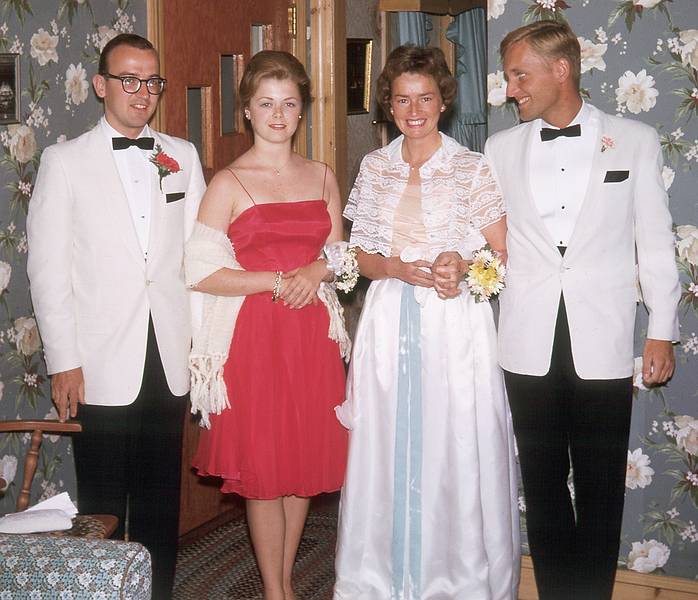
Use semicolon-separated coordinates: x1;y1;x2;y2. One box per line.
603;170;629;183
165;192;185;203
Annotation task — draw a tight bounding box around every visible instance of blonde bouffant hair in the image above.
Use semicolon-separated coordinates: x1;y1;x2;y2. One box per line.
500;20;581;89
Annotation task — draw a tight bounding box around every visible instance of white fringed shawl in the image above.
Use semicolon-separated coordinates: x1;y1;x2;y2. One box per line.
185;221;242;428
185;220;352;428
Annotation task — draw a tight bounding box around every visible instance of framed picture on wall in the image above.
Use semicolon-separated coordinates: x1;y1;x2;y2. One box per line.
347;38;372;115
0;54;19;125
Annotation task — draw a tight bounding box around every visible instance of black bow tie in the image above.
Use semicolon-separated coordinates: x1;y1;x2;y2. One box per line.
540;124;581;142
112;136;155;150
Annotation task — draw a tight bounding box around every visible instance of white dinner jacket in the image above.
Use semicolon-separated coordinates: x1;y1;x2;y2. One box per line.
27;123;206;405
484;104;680;380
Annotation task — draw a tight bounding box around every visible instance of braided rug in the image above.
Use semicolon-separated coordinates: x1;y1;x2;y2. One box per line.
173;510;337;599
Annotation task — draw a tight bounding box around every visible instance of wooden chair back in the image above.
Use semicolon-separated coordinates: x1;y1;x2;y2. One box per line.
0;419;117;537
0;420;81;511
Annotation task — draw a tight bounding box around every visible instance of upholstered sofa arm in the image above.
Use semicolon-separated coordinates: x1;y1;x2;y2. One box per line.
0;534;151;599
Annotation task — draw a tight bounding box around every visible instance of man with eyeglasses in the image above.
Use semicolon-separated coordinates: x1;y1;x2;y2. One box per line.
27;33;205;598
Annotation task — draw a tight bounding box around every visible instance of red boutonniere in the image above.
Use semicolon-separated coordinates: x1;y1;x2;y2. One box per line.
601;136;615;153
149;144;181;190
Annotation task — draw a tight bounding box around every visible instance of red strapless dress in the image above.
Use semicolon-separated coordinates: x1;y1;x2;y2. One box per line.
193;200;348;499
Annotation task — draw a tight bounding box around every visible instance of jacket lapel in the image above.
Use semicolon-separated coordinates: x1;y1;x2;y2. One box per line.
565;108;608;257
517;122;559;254
91;127;147;270
147;132;165;261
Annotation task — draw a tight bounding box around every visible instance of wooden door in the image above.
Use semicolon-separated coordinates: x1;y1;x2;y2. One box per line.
157;0;291;180
150;0;293;536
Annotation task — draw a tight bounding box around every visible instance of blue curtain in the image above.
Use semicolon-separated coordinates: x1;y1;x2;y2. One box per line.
396;12;429;47
445;8;487;152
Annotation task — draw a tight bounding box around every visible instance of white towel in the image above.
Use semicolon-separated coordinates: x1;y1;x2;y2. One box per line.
0;492;77;533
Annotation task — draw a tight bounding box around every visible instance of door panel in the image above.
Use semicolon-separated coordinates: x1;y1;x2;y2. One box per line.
155;0;291;536
160;0;291;181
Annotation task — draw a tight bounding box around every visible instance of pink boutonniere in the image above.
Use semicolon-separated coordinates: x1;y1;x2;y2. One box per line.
149;144;181;190
601;136;615;153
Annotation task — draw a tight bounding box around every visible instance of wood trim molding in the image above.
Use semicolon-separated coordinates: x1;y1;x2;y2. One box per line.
146;0;165;132
378;0;485;14
309;0;330;167
291;1;308;158
309;0;347;194
334;0;347;196
519;555;698;600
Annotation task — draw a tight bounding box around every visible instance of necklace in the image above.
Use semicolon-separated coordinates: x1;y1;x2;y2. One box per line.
250;150;293;176
272;160;291;176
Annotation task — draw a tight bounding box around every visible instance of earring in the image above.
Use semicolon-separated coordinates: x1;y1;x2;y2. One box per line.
298;114;302;120
389;107;394;115
244;110;251;119
440;105;446;112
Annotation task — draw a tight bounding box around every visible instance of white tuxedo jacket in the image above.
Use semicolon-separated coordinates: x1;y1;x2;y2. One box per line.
484;105;680;379
27;123;205;405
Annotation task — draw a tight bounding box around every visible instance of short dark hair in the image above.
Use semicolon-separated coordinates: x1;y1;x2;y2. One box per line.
98;34;157;75
500;20;581;89
376;45;457;121
238;50;311;126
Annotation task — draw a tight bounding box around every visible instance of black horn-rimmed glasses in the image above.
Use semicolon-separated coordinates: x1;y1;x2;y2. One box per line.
102;73;167;95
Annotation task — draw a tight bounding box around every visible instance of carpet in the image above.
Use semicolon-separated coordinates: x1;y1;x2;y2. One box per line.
173;511;337;599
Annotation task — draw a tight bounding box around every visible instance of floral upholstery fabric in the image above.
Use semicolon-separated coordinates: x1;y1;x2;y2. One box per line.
0;534;151;599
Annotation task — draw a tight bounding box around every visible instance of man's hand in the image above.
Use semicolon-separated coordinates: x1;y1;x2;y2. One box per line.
642;339;675;386
51;367;85;422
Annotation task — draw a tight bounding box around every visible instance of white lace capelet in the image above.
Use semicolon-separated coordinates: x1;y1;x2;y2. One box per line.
185;220;351;428
344;132;505;259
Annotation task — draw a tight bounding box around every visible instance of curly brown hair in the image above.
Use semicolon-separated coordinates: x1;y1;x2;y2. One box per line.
238;50;311;130
376;45;457;121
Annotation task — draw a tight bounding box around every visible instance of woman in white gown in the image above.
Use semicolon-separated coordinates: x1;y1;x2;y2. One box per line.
333;45;520;600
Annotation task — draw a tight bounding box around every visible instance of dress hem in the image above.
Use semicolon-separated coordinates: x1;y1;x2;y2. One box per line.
194;465;344;500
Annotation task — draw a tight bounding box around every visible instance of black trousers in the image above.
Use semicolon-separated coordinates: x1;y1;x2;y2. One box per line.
504;296;632;600
73;318;186;600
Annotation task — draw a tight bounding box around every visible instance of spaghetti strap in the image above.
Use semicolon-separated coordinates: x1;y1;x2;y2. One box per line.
226;167;256;205
321;163;328;201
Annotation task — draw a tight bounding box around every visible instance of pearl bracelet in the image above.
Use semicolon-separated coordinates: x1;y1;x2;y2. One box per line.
271;270;283;303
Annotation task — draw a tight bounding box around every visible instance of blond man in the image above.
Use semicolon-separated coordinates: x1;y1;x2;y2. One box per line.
485;20;679;600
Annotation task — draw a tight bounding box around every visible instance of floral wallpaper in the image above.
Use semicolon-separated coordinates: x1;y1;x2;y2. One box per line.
487;0;698;580
0;0;146;515
1;0;695;585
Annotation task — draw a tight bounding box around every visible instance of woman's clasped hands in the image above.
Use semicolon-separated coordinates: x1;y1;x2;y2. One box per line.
387;251;468;300
386;255;434;288
431;251;469;300
277;259;329;308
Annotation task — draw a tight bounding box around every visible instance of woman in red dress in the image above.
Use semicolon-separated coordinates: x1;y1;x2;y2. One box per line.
186;51;348;600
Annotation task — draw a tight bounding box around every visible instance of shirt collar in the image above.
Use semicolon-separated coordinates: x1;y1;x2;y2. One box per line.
387;131;461;173
101;116;152;145
538;100;591;133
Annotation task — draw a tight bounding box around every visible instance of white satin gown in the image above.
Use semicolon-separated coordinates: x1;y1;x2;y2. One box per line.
334;181;520;600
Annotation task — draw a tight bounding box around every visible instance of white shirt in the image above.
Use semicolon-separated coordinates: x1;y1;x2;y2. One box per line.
101;117;153;258
528;102;598;247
